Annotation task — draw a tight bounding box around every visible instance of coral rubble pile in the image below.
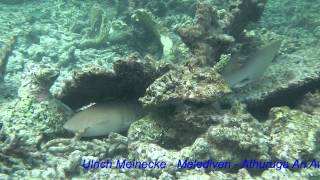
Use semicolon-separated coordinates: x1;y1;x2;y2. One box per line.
1;0;320;179
140;65;231;108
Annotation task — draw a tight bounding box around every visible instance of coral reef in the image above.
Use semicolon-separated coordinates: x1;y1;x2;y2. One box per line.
260;0;320;45
127;114;167;145
42;132;128;159
0;133;41;175
177;2;234;66
0;132;128;178
297;90;320;115
107;20;132;45
129;102;270;164
53;58;160;109
226;0;320;110
126;104;320;178
269;107;320;162
203;102;270;163
0;63;72;147
73;3;180;61
0;63;72;176
177;0;267;66
172;103;224;134
1;0;320;179
227;0;267;37
140;65;231;108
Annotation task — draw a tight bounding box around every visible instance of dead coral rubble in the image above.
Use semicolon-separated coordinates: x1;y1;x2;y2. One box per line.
297;90;320;115
140;65;231;108
177;0;267;66
269;107;320;162
130;99;270;162
19;63;60;99
137;63;231;147
0;133;44;175
172;103;226;134
0;63;72;148
0;133;127;178
0;64;72;175
128;103;270;176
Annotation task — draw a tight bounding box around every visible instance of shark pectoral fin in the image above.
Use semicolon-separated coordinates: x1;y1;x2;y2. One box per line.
74;127;89;139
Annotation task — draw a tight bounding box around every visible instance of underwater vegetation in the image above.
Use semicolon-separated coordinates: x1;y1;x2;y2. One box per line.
0;0;320;179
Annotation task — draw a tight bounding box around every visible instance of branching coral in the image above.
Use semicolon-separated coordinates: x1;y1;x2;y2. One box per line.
178;3;234;67
0;133;43;175
177;0;267;66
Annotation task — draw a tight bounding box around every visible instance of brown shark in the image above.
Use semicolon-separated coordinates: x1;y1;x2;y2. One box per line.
63;101;143;137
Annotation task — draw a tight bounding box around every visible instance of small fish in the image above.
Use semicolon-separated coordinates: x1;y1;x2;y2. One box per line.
221;40;282;88
63;101;143;137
